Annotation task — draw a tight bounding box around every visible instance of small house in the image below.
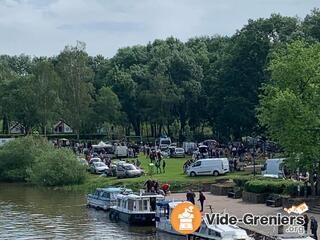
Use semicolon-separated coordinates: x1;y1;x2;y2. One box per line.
53;120;73;134
9;122;25;134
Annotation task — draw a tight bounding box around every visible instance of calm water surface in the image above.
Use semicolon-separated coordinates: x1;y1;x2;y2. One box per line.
0;183;179;240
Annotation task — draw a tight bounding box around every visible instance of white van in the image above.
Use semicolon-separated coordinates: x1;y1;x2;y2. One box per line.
115;146;128;158
261;158;285;178
186;158;229;177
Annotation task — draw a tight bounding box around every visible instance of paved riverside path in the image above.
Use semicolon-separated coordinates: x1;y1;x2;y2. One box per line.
167;192;319;238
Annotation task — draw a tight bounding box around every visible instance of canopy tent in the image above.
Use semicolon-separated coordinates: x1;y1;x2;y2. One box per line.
92;141;111;148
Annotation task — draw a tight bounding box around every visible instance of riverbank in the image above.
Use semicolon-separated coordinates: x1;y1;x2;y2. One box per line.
62;154;251;193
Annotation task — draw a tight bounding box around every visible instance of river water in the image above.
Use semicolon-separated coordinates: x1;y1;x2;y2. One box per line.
0;183;179;240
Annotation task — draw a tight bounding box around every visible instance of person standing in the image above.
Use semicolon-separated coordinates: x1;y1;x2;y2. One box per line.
155;160;161;174
186;190;196;204
303;214;309;234
311;216;318;240
144;179;152;192
198;191;206;212
162;159;166;173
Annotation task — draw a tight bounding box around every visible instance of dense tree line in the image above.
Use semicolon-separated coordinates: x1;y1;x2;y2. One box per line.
0;9;320;142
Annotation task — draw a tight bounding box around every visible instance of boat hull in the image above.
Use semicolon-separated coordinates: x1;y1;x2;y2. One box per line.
87;196;115;211
156;219;184;236
110;209;156;226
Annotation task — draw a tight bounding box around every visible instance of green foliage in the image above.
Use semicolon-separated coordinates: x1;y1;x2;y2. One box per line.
0;136;50;181
258;41;320;173
147;163;155;177
0;136;85;186
0;10;319;141
244;179;303;196
303;8;320;41
233;176;256;188
28;149;86;186
56;41;94;138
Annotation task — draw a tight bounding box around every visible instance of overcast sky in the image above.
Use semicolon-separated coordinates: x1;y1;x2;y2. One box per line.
0;0;319;57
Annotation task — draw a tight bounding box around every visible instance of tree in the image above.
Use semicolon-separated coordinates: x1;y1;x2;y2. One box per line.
303;8;320;41
2;75;40;133
56;42;94;139
93;86;121;132
258;41;320;195
0;61;16;133
32;59;60;135
207;14;299;140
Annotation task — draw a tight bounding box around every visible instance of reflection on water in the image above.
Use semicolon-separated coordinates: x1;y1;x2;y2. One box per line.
0;183;179;240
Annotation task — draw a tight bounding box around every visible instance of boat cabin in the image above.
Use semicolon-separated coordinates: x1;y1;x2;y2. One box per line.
115;193;164;213
87;187;132;210
156;200;184;220
156;200;186;236
192;221;252;240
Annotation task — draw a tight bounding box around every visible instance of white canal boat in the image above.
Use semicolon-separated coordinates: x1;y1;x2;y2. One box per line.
109;191;164;225
156;200;186;236
87;187;132;210
189;221;253;240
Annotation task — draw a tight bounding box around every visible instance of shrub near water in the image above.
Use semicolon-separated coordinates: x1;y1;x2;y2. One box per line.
29;149;86;186
0;136;49;182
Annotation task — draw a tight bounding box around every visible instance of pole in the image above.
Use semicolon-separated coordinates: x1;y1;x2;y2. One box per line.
253;141;256;176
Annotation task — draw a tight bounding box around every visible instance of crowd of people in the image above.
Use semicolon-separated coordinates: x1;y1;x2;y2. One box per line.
186;190;206;212
144;179;170;196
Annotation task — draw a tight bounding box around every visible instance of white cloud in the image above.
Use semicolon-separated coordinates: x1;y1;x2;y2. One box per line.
0;0;318;57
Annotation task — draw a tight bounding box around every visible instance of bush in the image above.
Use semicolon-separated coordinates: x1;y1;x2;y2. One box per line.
233;176;254;188
29;148;86;186
0;136;50;182
244;179;304;196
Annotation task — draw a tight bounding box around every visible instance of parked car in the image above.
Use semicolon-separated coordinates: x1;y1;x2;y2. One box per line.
89;157;102;165
90;162;109;174
77;157;90;171
171;148;186;158
182;142;197;155
186;158;229;177
116;163;143;178
106;164;117;177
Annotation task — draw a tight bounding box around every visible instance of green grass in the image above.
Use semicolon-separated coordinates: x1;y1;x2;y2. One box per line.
62;154;250;193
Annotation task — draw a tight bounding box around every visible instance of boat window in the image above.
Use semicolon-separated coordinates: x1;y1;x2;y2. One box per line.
128;199;134;211
200;226;207;234
158;207;168;218
136;200;142;211
101;192;110;198
124;165;135;170
122;200;126;208
143;200;149;211
117;199;121;207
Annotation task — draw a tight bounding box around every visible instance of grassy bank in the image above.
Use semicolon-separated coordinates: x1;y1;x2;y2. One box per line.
62;154;250;193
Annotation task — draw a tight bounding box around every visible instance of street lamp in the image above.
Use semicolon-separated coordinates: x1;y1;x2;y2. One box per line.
252;139;256;176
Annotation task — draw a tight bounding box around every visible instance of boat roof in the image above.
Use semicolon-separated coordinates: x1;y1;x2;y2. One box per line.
117;193;164;200
205;223;247;234
96;187;132;193
157;200;185;208
276;235;314;240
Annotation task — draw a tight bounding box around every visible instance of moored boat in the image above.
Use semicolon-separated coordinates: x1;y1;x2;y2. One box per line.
189;221;253;240
109;191;164;225
156;200;186;236
87;187;132;210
